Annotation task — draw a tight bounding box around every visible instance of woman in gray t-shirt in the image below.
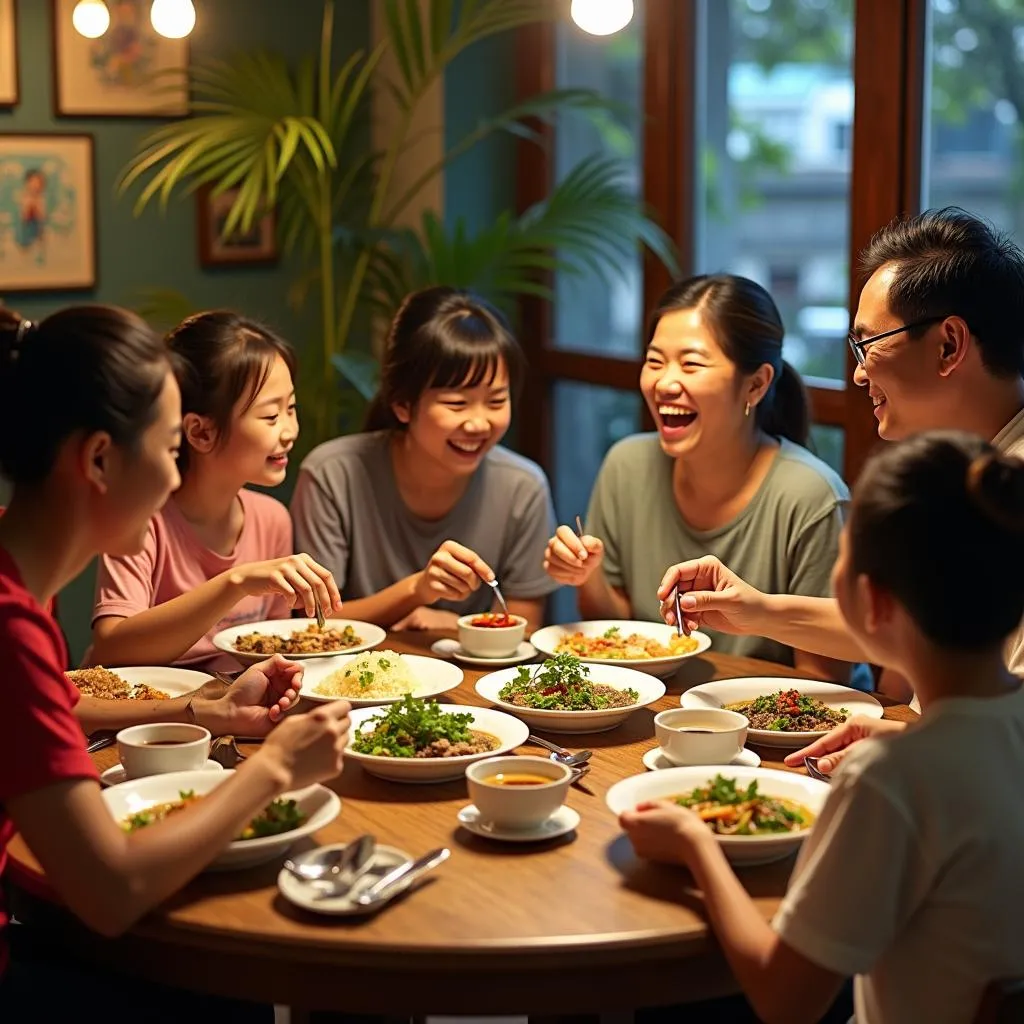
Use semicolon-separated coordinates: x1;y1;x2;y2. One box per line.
292;287;557;631
544;274;855;680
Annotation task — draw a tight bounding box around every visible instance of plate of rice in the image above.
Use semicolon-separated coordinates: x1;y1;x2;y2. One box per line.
298;650;464;707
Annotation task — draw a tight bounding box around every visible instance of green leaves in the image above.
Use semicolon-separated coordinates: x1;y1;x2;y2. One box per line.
351;694;476;757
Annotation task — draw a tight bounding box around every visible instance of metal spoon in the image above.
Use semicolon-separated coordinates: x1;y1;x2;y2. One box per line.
804;756;832;783
483;577;510;618
284;834;377;896
356;847;450;907
528;734;592;766
673;586;690;638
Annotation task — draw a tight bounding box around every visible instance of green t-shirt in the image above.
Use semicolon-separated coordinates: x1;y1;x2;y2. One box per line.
586;434;849;667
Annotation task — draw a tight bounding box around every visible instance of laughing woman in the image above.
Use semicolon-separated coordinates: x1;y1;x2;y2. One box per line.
544;274;856;681
291;287;557;631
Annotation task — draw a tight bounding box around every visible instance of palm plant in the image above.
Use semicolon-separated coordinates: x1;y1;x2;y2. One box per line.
119;0;677;451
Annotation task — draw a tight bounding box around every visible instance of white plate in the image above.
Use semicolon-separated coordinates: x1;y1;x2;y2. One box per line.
530;620;711;677
641;746;760;772
606;765;829;865
457;803;580;843
100;759;224;787
70;665;212;699
681;677;884;747
212;618;386;664
299;652;463;707
430;638;538;668
277;844;412;916
344;704;529;783
102;769;341;870
474;663;664;734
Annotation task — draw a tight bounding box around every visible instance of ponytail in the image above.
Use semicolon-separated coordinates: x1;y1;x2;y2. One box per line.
363;392;400;432
967;451;1024;533
758;359;810;447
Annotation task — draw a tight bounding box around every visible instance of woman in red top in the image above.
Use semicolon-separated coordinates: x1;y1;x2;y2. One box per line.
0;306;350;1019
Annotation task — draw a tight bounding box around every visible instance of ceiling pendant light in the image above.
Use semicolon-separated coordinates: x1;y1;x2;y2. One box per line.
570;0;634;37
72;0;111;38
150;0;196;39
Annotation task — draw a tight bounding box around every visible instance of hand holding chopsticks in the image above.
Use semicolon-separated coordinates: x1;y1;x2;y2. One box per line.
543;516;605;588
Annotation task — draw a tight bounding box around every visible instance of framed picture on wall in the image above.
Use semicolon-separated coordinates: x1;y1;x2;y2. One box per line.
197;186;278;268
0;134;96;292
0;0;18;107
52;0;189;117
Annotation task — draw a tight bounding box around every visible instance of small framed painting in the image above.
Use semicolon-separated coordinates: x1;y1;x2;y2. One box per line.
52;0;189;117
197;186;278;268
0;134;96;292
0;0;18;107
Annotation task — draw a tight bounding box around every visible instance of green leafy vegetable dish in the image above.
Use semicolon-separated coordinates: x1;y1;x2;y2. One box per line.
498;652;640;711
120;789;305;840
672;774;814;835
350;694;499;759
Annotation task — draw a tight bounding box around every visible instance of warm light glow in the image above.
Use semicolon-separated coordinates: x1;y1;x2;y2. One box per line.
72;0;110;38
150;0;196;39
570;0;634;36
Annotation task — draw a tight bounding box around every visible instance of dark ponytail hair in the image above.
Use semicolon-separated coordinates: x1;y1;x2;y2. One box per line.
850;431;1024;651
364;286;525;432
0;305;169;486
166;311;296;473
648;274;810;446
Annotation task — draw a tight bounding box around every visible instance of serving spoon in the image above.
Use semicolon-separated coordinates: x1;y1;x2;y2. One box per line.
284;834;377;897
528;734;592;767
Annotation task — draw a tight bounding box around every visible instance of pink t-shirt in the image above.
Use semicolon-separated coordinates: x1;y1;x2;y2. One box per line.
92;489;293;673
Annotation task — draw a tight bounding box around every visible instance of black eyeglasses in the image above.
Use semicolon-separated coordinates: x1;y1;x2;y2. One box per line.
847;316;947;366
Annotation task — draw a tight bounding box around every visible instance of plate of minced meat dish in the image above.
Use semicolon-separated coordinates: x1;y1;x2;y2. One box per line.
212;618;386;664
66;665;213;700
681;677;884;747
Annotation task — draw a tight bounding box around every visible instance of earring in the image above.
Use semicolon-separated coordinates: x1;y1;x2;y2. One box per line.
744;402;750;417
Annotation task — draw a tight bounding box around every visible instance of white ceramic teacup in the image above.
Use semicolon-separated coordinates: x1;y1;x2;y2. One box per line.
457;613;527;658
654;708;748;766
465;755;572;829
116;723;212;780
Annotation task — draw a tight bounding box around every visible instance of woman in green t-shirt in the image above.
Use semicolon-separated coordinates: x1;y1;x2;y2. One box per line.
544;274;854;680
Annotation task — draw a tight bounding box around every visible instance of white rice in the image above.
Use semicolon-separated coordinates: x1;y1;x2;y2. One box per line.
313;650;416;699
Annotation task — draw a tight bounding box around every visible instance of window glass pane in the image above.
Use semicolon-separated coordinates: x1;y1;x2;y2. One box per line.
809;423;845;476
922;0;1024;239
695;0;854;384
550;381;642;622
553;4;644;356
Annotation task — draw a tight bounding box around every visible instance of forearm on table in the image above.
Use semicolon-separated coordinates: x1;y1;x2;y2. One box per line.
75;691;225;735
577;570;632;620
332;575;424;629
756;594;868;663
507;598;545;632
88;573;245;668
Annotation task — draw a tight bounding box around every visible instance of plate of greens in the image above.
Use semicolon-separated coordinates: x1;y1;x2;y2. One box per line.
344;695;529;782
475;652;665;733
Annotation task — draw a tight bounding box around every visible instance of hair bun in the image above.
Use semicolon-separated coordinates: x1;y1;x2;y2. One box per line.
967;451;1024;532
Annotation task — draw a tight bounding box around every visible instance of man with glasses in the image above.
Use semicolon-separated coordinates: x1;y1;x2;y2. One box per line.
658;207;1024;718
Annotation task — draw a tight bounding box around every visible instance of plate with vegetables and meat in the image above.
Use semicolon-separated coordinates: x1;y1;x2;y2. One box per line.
475;652;665;733
680;677;884;747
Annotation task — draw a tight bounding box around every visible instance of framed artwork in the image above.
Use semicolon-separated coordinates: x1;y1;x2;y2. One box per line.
197;186;278;268
0;134;96;292
52;0;189;117
0;0;18;107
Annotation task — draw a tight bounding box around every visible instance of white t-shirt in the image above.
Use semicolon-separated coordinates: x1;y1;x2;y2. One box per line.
994;407;1024;677
773;685;1024;1024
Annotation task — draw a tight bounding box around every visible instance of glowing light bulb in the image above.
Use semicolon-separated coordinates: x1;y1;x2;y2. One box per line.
150;0;196;39
570;0;634;36
72;0;110;39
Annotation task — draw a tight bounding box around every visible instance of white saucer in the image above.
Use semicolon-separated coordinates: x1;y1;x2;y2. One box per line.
457;803;580;843
431;637;537;667
100;759;224;787
277;844;412;916
641;746;761;772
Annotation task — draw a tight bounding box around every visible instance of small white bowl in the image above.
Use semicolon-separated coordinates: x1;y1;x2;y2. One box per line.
116;723;211;780
102;769;341;870
653;707;748;766
457;614;527;659
606;765;829;865
466;755;572;829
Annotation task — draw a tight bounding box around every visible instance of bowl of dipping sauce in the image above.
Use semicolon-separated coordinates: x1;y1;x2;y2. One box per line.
116;723;212;780
465;755;572;829
654;707;747;766
457;613;527;659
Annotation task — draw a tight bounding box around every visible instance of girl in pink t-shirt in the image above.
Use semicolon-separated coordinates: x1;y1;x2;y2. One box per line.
90;312;341;672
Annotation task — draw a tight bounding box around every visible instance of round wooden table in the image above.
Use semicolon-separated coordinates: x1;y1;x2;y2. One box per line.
8;632;917;1015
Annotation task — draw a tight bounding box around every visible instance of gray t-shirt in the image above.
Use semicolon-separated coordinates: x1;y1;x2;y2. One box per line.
292;431;558;617
587;434;849;667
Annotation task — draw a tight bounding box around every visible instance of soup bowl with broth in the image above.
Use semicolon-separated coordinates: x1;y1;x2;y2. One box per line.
466;755;572;829
654;707;747;766
116;723;212;780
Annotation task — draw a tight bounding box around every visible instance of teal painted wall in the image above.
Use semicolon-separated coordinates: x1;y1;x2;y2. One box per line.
0;0;370;661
